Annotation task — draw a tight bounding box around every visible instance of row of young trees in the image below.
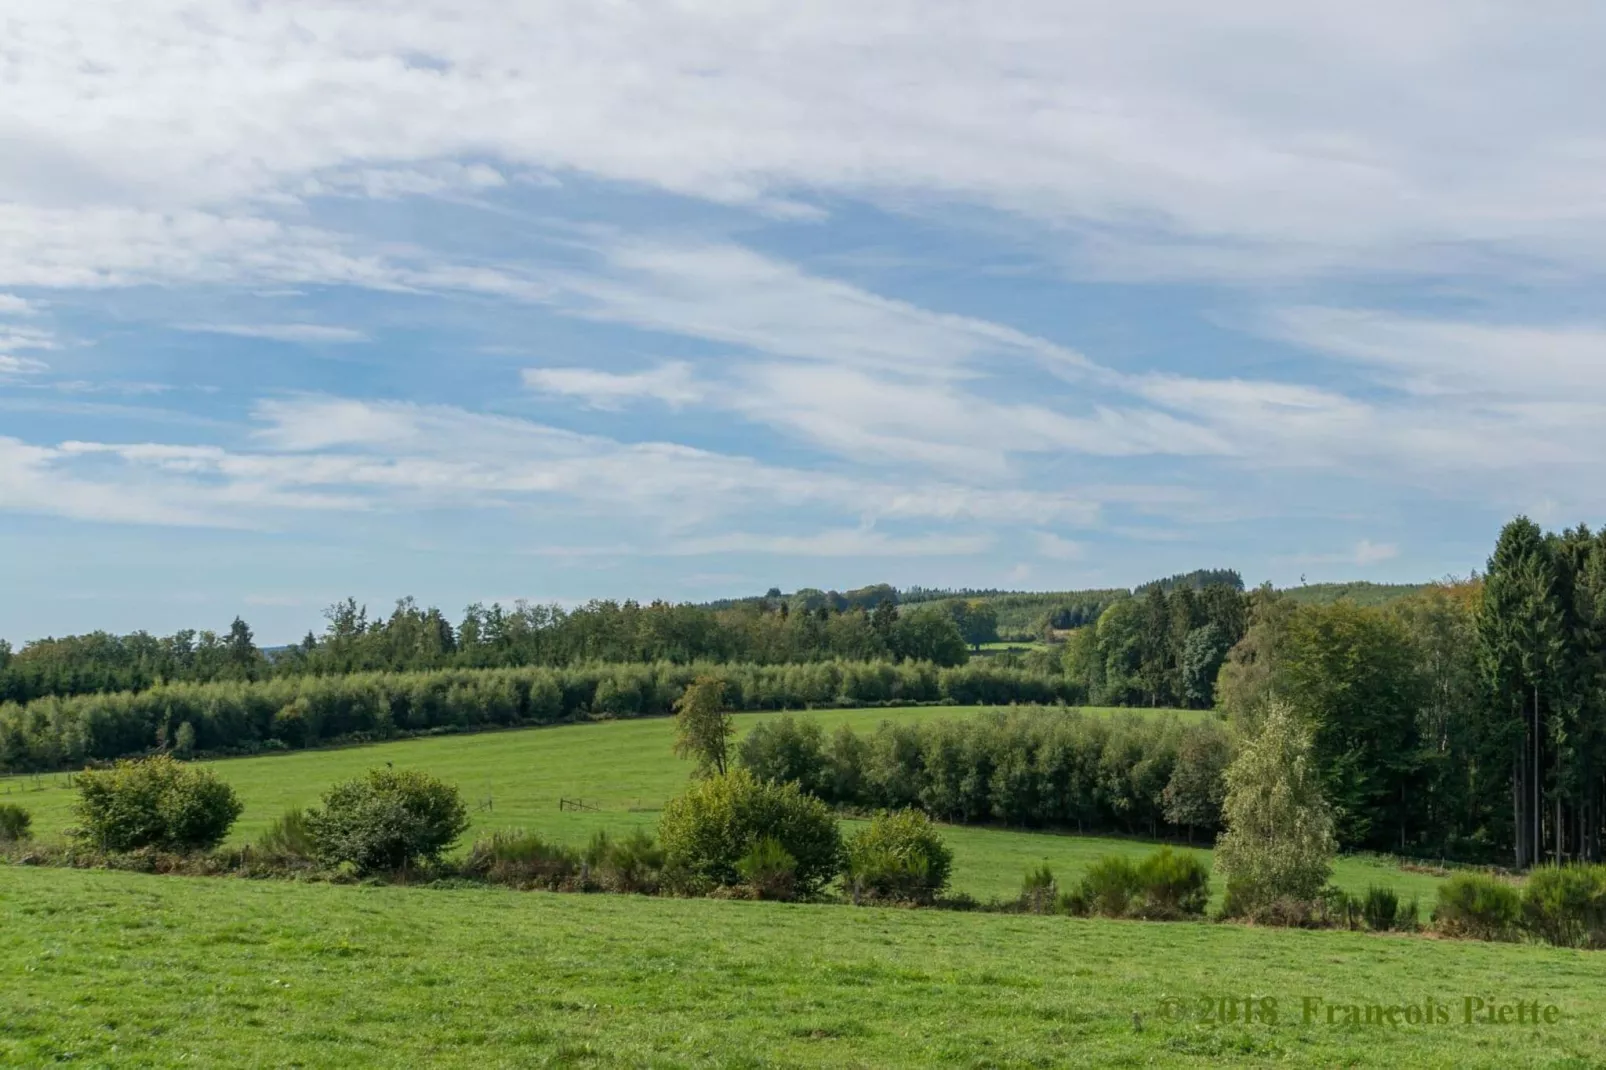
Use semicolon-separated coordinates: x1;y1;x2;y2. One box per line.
0;659;1088;773
736;709;1233;841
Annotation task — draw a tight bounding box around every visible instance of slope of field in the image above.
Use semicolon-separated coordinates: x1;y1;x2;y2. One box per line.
1;866;1600;1068
1;704;1440;906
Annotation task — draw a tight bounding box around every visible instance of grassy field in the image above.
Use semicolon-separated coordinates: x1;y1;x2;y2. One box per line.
1;866;1602;1068
0;703;1435;907
974;641;1051;655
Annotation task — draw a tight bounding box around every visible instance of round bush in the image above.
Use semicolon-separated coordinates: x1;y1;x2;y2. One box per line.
658;769;842;897
1133;846;1211;918
1521;864;1606;949
845;808;953;904
0;803;32;843
73;755;243;852
306;767;469;874
1433;872;1522;941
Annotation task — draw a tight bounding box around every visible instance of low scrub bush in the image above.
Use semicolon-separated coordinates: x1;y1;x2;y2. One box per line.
734;837;798;900
1133;846;1210;918
1322;887;1363;930
1521;865;1606;949
1018;863;1058;914
463;830;581;889
73;755;243;852
1433;872;1522;941
305;768;469;874
582;829;666;894
1238;896;1333;928
1077;856;1143;917
1362;885;1400;931
658;769;842;897
255;808;316;862
845;809;953;905
0;803;31;843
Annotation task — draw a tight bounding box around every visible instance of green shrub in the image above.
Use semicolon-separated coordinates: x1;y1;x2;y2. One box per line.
463;830;580;888
738;715;829;796
73;755;243;852
1362;885;1400;931
255;808;316;861
1018;863;1057;914
1133;847;1210;918
1078;855;1144;917
845;809;953;904
0;803;32;843
658;769;842;896
1433;872;1522;941
305;768;469;874
734;837;798;900
1400;896;1421;932
583;829;666;894
1521;865;1606;949
1323;887;1363;930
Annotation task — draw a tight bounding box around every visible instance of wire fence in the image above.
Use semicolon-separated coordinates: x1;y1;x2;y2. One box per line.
0;772;75;796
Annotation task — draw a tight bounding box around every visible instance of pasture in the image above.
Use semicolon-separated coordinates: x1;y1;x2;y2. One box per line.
2;866;1603;1068
3;705;1437;906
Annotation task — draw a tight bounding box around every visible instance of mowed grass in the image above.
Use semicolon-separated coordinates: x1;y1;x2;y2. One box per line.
2;866;1604;1069
0;703;1433;907
975;641;1051;654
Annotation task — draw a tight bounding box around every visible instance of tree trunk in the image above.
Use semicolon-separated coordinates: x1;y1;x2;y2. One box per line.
1533;685;1541;870
1512;755;1524;869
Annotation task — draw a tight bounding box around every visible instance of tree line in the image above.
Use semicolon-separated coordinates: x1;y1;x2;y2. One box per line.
0;598;986;703
738;709;1232;842
0;570;1252;705
0;659;1087;773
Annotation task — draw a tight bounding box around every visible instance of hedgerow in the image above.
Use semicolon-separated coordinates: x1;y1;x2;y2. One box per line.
0;660;1086;773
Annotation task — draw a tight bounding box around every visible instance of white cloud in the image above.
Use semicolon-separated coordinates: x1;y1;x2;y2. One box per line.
1035;532;1087;560
519;239;1224;475
15;394;1118;533
668;530;993;558
1284;539;1401;567
719;362;1226;476
0;205;550;299
523;361;703;409
550;240;1097;381
0;294;37;315
0;355;49;376
302;162;508;200
52;380;172;396
179;323;371;344
1268;307;1606;399
7;2;1606;280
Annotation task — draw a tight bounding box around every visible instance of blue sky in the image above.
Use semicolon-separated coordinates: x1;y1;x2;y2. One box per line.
5;1;1606;643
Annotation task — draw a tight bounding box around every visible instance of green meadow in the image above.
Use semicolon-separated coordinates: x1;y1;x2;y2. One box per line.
2;704;1433;906
1;866;1602;1068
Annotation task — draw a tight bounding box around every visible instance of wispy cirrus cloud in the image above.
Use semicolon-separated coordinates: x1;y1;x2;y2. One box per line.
178;323;371;344
11;395;1118;534
667;530;994;558
523;361;703;409
9;2;1606;280
1281;539;1401;568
